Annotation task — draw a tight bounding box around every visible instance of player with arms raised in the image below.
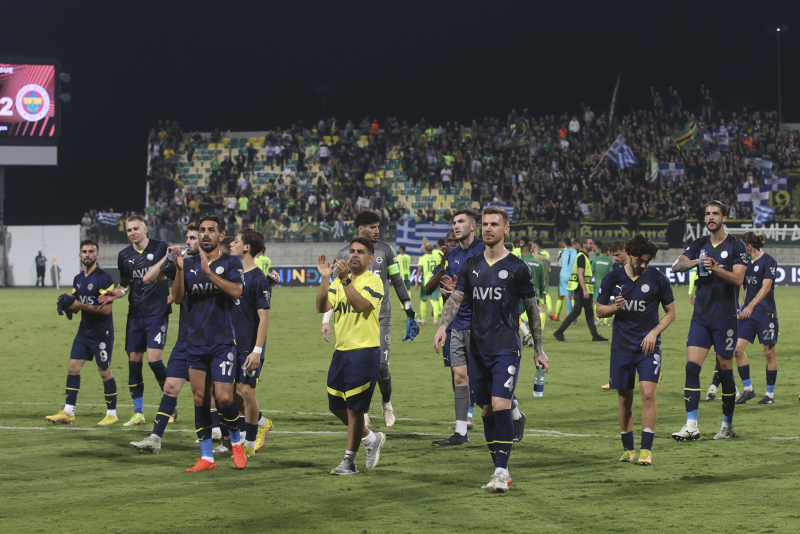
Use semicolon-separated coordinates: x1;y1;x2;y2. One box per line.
671;200;746;441
434;206;548;493
171;216;247;471
316;238;387;475
596;235;676;465
321;211;417;427
47;240;118;426
131;224;200;453
99;215;170;426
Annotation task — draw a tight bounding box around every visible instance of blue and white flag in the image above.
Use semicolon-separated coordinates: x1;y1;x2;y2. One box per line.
737;186;771;208
745;157;774;177
604;135;637;169
333;217;344;239
714;127;730;149
764;172;787;191
753;205;775;228
658;163;684;181
482;202;515;221
96;212;122;226
396;221;451;257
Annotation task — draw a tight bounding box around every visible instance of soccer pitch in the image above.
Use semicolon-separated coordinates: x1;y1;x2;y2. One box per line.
2;285;800;533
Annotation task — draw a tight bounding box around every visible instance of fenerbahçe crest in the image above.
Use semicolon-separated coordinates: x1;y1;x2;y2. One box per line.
15;84;51;122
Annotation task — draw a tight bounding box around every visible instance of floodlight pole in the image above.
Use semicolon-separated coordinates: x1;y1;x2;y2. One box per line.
776;27;783;126
0;166;5;225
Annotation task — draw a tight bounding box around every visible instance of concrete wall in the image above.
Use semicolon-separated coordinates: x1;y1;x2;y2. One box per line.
3;225;81;287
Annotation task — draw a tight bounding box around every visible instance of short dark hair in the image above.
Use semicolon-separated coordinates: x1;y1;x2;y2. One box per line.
562;237;571;247
572;238;581;246
350;236;375;255
533;239;545;248
594;240;603;248
199;215;225;233
520;236;530;245
238;228;265;257
80;239;99;250
521;244;532;254
625;234;658;259
186;223;199;232
437;238;445;247
453;208;475;221
600;245;609;254
609;240;626;253
398;245;406;252
220;236;234;253
354;210;381;228
581;237;593;246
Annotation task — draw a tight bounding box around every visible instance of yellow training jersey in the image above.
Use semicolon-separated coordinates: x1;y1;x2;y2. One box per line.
328;271;383;351
420;251;442;283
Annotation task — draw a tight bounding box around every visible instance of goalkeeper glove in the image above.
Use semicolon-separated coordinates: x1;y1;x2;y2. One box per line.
402;316;419;341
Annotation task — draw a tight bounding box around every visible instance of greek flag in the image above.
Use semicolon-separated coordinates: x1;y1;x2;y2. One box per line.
483;202;515;221
96;212;122;226
604;135;637;169
658;163;684;181
753;205;775;228
396;221;451;257
737;186;771;208
745;157;774;177
332;217;344;239
714;127;730;149
764;172;787;191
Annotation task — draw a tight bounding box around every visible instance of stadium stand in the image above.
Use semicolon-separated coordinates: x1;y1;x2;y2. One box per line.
85;92;800;244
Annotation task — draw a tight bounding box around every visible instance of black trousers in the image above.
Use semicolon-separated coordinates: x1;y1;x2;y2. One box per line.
556;289;598;337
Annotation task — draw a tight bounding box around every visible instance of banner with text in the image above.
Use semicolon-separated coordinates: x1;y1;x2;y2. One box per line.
509;221;669;247
684;220;800;246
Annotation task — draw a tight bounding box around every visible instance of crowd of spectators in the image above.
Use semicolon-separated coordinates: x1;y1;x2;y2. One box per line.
84;86;800;244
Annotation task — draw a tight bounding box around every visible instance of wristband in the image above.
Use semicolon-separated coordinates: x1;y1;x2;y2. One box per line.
342;278;352;286
253;346;263;354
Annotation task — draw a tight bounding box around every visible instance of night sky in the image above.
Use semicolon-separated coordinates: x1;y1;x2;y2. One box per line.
3;2;797;225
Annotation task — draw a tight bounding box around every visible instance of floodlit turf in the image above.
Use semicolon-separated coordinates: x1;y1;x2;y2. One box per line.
2;284;800;532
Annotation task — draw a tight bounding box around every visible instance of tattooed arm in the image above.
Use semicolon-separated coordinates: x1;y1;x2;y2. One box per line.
672;254;699;273
522;296;549;371
432;290;463;354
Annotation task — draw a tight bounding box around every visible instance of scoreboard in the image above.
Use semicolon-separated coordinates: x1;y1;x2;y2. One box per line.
0;57;60;138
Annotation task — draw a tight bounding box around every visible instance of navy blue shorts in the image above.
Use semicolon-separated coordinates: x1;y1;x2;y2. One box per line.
686;315;738;358
71;333;114;368
236;349;264;385
738;315;779;346
327;348;380;412
125;314;169;353
609;348;661;390
187;344;237;384
468;352;521;406
166;338;189;380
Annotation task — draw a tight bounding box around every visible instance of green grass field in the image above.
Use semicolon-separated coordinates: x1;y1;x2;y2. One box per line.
2;285;800;533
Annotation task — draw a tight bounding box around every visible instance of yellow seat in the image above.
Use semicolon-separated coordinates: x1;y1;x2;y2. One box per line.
406;195;416;204
332;135;340;143
385;170;394;178
430;188;439;197
376;170;385;179
471;201;481;209
220;137;230;147
432;201;443;210
421;188;430;196
436;195;445;203
445;195;455;203
397;195;407;205
323;136;332;144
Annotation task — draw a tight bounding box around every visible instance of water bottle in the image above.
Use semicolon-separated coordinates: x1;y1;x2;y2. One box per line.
533;368;545;397
698;249;709;277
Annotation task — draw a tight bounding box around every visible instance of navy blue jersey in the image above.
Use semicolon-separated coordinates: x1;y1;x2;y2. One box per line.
72;267;115;338
233;268;272;353
597;267;674;353
455;253;536;357
163;262;187;343
182;253;244;347
444;238;486;330
118;239;170;317
683;234;747;319
743;253;777;317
